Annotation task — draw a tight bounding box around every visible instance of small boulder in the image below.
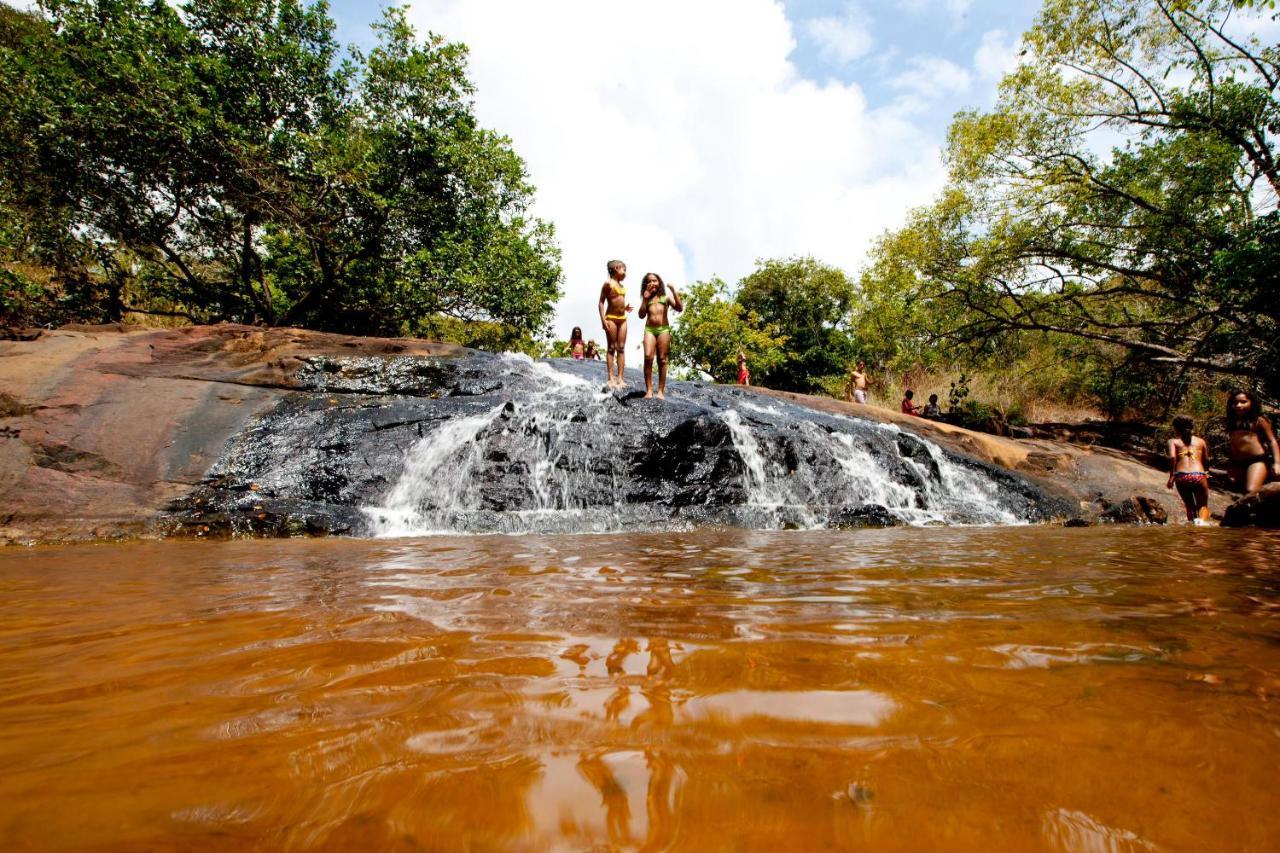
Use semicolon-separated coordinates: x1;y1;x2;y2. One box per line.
1099;495;1168;525
1221;483;1280;528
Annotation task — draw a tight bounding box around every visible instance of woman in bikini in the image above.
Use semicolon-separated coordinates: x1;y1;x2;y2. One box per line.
568;326;586;360
638;272;683;399
598;260;632;388
1166;415;1211;523
1226;389;1280;494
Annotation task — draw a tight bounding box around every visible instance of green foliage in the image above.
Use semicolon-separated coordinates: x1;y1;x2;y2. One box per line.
947;374;971;413
859;0;1280;406
671;277;788;384
735;257;858;393
0;1;561;343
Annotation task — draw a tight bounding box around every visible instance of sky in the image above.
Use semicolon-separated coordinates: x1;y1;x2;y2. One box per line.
317;0;1044;351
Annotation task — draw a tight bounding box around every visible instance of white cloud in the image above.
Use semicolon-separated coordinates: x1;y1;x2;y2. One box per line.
889;56;972;100
974;29;1020;82
804;9;874;66
406;0;949;356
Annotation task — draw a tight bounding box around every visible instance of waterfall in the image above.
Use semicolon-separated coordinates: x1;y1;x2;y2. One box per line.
194;351;1054;537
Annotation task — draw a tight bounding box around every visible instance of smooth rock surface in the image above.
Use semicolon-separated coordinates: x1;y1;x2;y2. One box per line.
0;324;1228;542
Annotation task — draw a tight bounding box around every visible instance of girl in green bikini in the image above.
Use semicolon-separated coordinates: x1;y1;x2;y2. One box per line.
638;272;683;399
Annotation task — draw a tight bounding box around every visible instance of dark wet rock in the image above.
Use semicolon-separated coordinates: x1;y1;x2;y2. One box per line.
1221;483;1280;528
10;323;1209;542
1098;495;1168;525
828;505;898;528
159;353;1067;536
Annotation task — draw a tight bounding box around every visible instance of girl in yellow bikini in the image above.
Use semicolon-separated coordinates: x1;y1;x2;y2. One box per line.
598;260;632;388
638;272;683;399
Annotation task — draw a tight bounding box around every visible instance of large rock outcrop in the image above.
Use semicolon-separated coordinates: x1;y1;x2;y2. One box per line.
0;324;1228;543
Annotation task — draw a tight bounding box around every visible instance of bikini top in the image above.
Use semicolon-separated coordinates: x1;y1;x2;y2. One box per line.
1178;446;1197;458
646;294;668;307
609;283;626;297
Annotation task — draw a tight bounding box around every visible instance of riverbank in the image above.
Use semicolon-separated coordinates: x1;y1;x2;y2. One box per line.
0;324;1228;543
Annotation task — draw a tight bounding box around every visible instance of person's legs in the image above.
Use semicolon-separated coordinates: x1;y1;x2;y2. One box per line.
1193;478;1211;522
643;331;657;397
656;332;671;399
1175;480;1198;522
616;321;629;385
604;318;624;384
1245;460;1269;494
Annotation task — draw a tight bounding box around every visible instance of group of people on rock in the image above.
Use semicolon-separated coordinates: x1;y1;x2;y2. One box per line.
567;259;753;398
1164;390;1279;522
570;259;685;399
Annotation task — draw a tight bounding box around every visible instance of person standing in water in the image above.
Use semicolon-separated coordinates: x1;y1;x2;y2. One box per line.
598;260;632;388
638;272;683;399
1166;415;1211;523
1226;389;1280;494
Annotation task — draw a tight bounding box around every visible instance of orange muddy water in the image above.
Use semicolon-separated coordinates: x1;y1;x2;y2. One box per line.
2;526;1280;850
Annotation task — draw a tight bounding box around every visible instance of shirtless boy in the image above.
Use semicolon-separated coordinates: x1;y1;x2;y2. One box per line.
598;260;632;388
849;361;869;404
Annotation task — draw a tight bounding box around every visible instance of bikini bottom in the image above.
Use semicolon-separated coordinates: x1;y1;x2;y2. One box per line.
645;325;671;337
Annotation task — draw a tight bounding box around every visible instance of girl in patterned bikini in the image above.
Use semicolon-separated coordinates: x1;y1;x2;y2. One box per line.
638;272;683;399
1166;415;1211;524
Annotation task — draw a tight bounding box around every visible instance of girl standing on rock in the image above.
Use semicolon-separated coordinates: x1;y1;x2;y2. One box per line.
1166;415;1211;524
1226;389;1280;494
638;272;683;399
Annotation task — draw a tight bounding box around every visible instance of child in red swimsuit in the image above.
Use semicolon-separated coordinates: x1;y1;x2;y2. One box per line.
737;352;750;386
1166;414;1211;523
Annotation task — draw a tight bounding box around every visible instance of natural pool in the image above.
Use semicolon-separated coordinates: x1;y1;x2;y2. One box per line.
2;526;1278;849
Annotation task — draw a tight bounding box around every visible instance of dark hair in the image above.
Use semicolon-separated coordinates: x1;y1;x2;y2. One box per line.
1227;389;1262;430
928;393;938;403
1172;414;1194;433
904;390;914;399
607;259;625;276
640;272;664;302
569;326;583;343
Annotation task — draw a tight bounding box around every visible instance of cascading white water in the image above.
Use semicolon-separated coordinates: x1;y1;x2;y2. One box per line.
364;355;625;534
358;355;1033;536
716;408;1026;527
364;408;503;536
719;409;780;505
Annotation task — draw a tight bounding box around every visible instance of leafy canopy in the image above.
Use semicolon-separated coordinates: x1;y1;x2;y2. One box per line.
0;0;561;343
859;0;1280;398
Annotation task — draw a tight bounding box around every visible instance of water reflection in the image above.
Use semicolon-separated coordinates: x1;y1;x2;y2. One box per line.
1;527;1279;849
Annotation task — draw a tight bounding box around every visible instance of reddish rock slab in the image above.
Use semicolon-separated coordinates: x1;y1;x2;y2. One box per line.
0;324;461;543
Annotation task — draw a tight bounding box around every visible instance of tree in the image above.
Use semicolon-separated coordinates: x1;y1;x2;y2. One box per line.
0;1;561;343
670;277;788;383
736;257;859;393
861;0;1280;397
